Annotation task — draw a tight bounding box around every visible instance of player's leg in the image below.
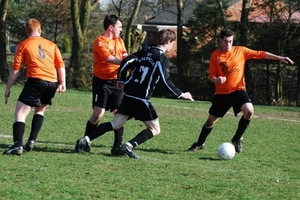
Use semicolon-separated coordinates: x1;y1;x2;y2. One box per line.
111;109;124;155
188;94;230;152
118;97;159;159
25;104;47;151
120;119;160;159
25;81;57;152
76;113;129;153
231;91;254;153
231;102;253;153
4;79;44;155
3;101;31;155
85;106;105;135
84;77;107;136
187;114;219;151
110;86;124;153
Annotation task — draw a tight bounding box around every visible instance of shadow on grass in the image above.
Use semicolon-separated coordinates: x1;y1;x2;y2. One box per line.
198;157;220;161
136;148;175;154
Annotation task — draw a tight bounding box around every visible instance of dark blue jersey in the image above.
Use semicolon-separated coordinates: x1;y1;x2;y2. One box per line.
118;47;182;100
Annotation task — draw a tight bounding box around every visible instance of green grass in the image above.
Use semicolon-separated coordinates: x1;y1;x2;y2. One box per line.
1;83;300;200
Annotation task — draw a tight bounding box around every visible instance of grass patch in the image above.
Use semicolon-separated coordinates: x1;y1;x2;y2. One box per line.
0;84;300;200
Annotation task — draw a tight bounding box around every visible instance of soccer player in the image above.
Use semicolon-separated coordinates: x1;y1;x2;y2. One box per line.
3;19;66;155
75;29;194;159
81;14;128;155
188;28;294;153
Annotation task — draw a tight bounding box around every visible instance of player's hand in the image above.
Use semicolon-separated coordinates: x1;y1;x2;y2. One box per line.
56;85;66;94
117;81;124;90
181;92;194;101
282;57;294;65
4;89;10;104
218;76;226;84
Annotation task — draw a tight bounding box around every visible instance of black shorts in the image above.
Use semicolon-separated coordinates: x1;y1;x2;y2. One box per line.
92;76;123;112
18;78;58;107
209;90;252;117
117;95;158;121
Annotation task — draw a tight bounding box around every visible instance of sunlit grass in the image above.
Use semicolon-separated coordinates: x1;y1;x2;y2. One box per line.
1;84;300;200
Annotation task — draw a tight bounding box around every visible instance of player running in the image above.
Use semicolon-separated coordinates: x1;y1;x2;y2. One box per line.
75;29;194;158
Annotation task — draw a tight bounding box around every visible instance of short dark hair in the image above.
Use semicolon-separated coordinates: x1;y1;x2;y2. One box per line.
157;29;176;45
220;28;234;39
103;14;123;30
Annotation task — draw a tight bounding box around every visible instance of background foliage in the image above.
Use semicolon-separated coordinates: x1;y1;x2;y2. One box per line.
1;0;300;105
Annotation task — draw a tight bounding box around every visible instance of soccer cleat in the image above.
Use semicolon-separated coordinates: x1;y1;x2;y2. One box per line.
119;143;140;159
187;142;205;152
83;145;91;152
231;138;243;153
24;140;35;152
75;137;90;153
3;145;23;155
111;145;126;156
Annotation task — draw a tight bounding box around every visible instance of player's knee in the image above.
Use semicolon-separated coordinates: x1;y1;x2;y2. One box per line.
244;109;254;120
205;121;216;128
151;127;161;136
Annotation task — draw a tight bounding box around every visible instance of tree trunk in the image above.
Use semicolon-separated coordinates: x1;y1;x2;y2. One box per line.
215;0;227;27
297;59;300;106
124;0;141;54
176;0;184;75
69;0;98;88
240;0;251;45
240;0;251;98
0;0;9;83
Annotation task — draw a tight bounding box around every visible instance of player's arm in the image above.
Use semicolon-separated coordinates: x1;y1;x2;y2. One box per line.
209;53;226;84
5;69;20;104
159;59;193;101
118;54;136;81
56;67;66;94
106;55;122;65
265;52;294;65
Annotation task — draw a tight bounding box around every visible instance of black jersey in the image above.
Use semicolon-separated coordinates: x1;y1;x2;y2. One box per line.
118;47;183;100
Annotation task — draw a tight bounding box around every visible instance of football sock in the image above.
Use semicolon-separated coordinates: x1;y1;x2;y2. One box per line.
13;121;25;147
113;127;124;147
87;122;113;141
128;129;153;148
28;114;44;141
233;116;250;140
197;124;213;145
84;120;97;136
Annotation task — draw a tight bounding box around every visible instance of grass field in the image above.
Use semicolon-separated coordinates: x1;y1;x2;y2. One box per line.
0;84;300;200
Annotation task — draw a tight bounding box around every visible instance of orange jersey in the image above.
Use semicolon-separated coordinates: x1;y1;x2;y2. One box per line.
12;37;65;82
209;46;266;94
93;35;127;80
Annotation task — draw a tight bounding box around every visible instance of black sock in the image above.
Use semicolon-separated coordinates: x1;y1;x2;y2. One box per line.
128;129;153;147
13;121;25;147
113;127;124;147
197;124;213;145
233;116;250;140
87;122;113;141
84;120;98;136
28;114;44;141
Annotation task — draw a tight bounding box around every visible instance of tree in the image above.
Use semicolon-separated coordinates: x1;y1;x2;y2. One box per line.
123;0;142;54
69;0;99;88
253;0;300;102
0;0;9;82
239;0;252;45
176;0;184;76
215;0;227;27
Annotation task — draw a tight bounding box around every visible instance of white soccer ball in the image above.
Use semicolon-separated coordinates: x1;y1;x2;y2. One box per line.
218;142;236;160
